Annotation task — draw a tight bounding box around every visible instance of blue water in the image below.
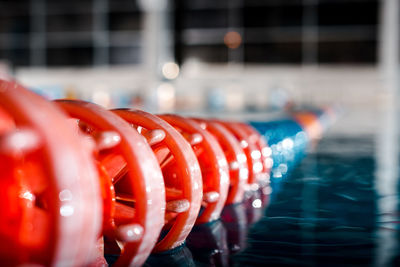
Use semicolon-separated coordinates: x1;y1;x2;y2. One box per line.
142;134;400;266
234;135;378;266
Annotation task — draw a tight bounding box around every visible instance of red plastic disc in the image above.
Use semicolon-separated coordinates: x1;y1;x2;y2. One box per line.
55;100;166;266
112;109;203;252
217;121;264;192
0;81;102;266
159;115;230;224
234;122;271;187
193;119;248;205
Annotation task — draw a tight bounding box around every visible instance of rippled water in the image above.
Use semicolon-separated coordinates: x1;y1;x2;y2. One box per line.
141;131;400;266
234;135;378;266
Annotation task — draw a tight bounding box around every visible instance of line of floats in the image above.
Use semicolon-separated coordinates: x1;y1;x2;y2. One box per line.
0;80;337;266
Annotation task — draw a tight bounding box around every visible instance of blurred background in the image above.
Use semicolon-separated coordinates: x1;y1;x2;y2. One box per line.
0;0;397;134
1;1;400;265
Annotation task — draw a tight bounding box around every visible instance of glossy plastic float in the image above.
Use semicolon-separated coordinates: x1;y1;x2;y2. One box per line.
111;109;203;252
0;81;102;267
218;120;268;192
159;115;230;225
192;119;249;205
0;79;336;266
54;100;166;267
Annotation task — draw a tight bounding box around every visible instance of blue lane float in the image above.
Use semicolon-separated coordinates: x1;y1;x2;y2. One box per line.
249;107;337;198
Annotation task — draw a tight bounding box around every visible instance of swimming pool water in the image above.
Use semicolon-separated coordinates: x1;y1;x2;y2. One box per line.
234;135;378;266
143;133;400;266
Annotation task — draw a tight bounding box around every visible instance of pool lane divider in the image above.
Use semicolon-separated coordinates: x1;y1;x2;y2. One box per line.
0;79;336;266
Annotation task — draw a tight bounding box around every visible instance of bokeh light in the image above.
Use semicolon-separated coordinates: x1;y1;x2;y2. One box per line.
224;31;242;49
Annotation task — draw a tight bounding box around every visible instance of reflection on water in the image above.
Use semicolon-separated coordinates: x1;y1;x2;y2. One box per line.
186;220;229;267
144;244;195;267
145;187;271;267
235;136;377;266
143;120;400;266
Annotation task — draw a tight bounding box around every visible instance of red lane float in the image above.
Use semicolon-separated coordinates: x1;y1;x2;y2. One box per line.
234;122;272;188
159;115;230;224
0;106;14;132
0;81;102;266
55;100;166;267
112;109;203;252
0;80;334;266
218;121;265;192
193;119;248;205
